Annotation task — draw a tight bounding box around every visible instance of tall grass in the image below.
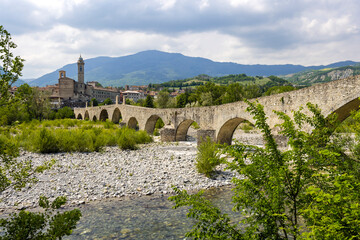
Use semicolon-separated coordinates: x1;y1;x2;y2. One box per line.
14;119;153;153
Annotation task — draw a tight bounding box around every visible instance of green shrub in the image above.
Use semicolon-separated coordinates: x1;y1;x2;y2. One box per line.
195;137;222;177
74;130;93;152
134;130;153;144
117;132;137;150
91;131;107;152
55;129;76;152
239;122;254;132
33;128;59;153
0;134;19;161
153;128;160;136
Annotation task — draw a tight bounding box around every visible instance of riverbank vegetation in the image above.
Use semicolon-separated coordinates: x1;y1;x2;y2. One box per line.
195;137;222;178
0;25;81;239
0;119;153;153
171;100;360;239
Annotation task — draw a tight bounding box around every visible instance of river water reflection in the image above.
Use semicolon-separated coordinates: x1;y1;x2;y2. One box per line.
65;185;241;239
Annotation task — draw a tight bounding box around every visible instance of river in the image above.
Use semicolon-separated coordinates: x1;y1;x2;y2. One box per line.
65;185;241;239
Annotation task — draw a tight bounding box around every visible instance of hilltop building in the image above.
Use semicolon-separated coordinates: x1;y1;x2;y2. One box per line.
45;56;122;107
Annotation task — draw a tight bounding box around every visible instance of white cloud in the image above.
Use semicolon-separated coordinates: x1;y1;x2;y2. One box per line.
3;0;360;79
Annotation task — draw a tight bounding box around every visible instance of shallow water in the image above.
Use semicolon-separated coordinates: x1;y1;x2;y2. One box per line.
65;186;241;239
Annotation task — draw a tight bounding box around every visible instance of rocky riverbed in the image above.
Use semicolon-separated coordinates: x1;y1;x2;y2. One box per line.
0;141;240;212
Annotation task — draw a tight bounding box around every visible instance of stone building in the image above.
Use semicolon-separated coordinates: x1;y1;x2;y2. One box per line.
46;56;121;106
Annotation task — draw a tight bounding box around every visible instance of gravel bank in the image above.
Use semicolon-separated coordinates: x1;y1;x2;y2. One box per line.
0;141;239;211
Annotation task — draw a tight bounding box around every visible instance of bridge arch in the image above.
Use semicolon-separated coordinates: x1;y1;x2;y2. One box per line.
92;115;97;121
128;117;139;130
176;119;197;141
217;117;249;145
77;113;83;120
145;115;164;134
99;109;109;121
84;110;89;120
111;108;122;124
331;98;360;122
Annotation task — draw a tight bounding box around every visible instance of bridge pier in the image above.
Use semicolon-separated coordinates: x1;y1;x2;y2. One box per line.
160;126;176;142
197;129;216;145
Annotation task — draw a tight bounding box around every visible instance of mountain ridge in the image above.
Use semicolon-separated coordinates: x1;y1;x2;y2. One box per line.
25;50;359;87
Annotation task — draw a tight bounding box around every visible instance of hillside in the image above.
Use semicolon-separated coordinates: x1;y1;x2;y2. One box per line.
26;50;359;87
283;64;360;86
151;73;290;90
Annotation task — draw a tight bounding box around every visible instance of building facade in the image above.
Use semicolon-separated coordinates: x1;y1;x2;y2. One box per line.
46;56;122;106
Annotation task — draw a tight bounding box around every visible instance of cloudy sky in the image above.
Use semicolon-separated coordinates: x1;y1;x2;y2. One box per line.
1;0;360;79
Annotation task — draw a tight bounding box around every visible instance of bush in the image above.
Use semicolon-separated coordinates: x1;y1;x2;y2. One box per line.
195;137;222;177
134;130;153;144
74;130;93;152
33;128;59;153
117;130;138;150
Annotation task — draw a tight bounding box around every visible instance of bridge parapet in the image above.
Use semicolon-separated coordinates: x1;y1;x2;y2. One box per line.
74;75;360;145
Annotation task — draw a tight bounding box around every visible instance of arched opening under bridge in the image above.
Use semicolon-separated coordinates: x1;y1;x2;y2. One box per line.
145;115;164;135
217;118;256;145
77;113;83;120
92;115;97;121
84;111;89;120
99;109;109;122
128;117;139;130
175;119;199;142
112;108;122;124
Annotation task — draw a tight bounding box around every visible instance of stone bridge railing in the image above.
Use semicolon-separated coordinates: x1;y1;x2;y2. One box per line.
74;75;360;145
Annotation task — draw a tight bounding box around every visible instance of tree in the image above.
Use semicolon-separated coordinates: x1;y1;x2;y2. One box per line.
156;90;170;108
170;100;360;239
0;26;24;106
0;25;81;239
90;98;98;106
143;95;154;108
54;106;75;119
100;97;112;106
176;93;188;108
28;87;51;120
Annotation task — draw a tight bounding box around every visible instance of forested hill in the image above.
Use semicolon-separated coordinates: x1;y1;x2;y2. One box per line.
26;50;358;87
150;73;290;90
283;64;360;86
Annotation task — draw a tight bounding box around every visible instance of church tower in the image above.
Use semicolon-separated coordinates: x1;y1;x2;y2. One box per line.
77;55;85;84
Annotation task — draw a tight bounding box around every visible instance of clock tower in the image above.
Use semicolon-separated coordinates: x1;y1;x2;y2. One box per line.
77;55;85;84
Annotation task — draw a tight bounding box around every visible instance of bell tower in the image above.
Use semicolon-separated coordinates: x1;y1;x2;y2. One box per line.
77;55;85;84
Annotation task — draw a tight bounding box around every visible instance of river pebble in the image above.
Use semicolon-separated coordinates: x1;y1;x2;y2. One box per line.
0;141;240;210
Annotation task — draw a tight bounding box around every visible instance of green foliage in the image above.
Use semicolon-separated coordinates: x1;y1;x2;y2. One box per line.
0;26;24;106
238;121;254;132
0;83;52;125
169;187;242;239
117;128;153;150
195;137;222;178
90;98;98;106
172;100;360;239
143;95;154;108
0;196;81;240
32;128;60;153
49;106;75;119
176;92;189;108
99;97;113;106
11;118;152;153
156;90;171;108
302;174;360;239
0;26;81;239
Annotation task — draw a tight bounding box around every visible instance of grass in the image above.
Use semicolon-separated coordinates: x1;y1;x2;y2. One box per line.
8;119;153;153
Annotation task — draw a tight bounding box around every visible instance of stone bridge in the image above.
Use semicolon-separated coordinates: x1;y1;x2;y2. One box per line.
74;75;360;145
